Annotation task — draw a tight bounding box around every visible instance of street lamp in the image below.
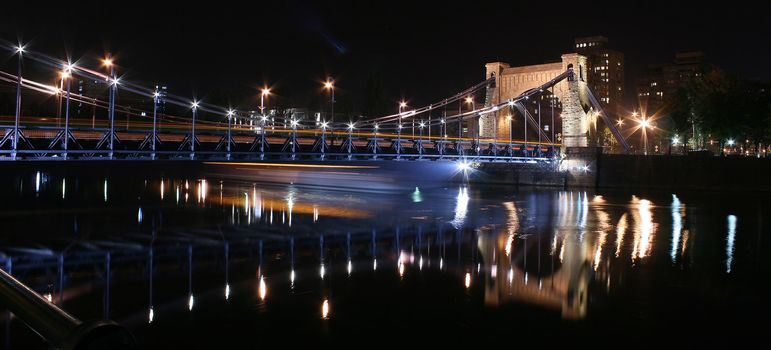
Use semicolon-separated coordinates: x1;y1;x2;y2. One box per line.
61;64;73;159
397;101;415;139
190;100;199;160
670;134;680;155
260;87;270;127
11;43;25;159
346;122;355;158
465;96;478;151
151;91;161;159
637;116;653;155
226;109;234;159
320;121;329;159
103;56;117;159
324;79;335;123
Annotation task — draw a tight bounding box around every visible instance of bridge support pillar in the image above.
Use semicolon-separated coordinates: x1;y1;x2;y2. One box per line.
563;146;601;188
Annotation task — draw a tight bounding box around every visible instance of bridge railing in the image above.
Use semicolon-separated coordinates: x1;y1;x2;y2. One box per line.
0;123;560;162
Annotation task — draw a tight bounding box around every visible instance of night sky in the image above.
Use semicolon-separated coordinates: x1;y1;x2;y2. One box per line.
1;1;769;115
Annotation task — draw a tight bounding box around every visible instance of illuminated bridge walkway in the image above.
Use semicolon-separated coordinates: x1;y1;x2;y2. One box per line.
0;38;630;163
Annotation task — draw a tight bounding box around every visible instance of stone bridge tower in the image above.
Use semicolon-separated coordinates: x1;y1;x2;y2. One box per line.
483;53;589;148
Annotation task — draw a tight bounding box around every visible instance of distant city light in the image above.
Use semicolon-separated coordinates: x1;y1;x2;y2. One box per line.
672;135;680;145
191;100;199;109
727;139;735;146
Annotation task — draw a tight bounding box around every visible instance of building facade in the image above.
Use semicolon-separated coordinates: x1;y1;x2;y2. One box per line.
636;51;707;117
574;36;625;119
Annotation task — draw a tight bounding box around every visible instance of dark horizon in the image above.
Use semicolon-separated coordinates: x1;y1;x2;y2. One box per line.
1;1;769;115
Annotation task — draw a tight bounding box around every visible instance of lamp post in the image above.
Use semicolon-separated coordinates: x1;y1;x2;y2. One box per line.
670;134;679;155
465;96;476;154
226;109;234;160
190;100;198;160
260;115;268;160
324;80;335;123
346;122;354;160
260;87;270;130
726;138;735;155
152;91;160;160
62;65;72;160
320;121;328;159
638;116;651;155
11;44;25;159
103;57;116;159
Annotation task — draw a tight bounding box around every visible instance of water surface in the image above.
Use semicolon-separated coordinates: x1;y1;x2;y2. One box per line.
1;169;769;347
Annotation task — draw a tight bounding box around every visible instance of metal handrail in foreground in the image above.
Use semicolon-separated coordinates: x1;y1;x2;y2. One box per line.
0;268;136;349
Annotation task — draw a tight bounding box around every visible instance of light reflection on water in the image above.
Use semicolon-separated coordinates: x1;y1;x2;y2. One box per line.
1;170;769;347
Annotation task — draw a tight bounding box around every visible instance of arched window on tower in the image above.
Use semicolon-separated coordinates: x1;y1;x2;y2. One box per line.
567;64;574;81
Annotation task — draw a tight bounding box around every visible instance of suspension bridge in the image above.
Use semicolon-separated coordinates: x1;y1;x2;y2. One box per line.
0;39;627;165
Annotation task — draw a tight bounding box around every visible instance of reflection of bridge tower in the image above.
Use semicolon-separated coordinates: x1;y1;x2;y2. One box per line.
483;54;590;148
477;231;591;319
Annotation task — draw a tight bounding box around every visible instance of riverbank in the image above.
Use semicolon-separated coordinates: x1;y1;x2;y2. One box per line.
597;154;771;192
